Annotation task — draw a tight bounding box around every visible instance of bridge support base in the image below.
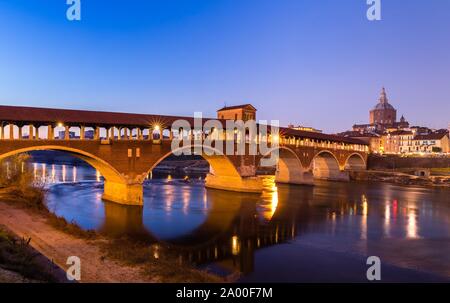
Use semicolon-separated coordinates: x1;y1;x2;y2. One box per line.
102;181;143;206
205;174;263;193
275;170;314;186
313;170;350;182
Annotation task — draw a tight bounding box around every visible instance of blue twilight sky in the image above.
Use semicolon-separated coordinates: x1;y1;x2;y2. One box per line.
0;0;449;133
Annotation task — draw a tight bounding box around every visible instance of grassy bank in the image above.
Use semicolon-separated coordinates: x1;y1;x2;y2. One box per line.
100;238;223;283
0;225;62;282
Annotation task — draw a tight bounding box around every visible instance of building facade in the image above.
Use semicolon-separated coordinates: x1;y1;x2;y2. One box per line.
217;104;257;121
412;133;450;153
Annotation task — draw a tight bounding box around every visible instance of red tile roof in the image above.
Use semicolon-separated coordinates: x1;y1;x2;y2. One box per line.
414;133;449;140
217;104;257;111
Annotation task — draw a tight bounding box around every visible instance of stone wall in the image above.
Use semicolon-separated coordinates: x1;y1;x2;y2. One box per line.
368;154;450;170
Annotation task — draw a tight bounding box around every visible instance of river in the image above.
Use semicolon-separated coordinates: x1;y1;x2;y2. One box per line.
30;158;450;282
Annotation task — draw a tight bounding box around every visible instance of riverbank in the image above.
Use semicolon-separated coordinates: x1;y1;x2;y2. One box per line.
350;170;450;188
0;198;222;283
0;225;68;283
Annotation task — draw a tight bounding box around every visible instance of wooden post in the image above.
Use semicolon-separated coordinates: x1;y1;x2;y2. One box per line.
18;126;23;139
0;125;3;140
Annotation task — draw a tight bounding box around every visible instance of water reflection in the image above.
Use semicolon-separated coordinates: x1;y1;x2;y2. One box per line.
37;162;450;281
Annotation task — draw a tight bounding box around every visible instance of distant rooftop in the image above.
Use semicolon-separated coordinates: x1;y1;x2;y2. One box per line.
217;104;257;111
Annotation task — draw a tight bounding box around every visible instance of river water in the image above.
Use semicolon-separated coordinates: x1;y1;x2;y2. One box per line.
31;160;450;282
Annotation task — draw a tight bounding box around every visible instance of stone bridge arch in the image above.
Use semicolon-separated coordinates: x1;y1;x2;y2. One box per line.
262;147;313;186
146;144;262;193
0;145;142;205
310;150;349;181
344;153;367;171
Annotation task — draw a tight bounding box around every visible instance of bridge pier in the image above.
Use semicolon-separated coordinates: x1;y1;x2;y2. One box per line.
205;174;263;193
102;180;143;206
275;169;314;186
313;169;350;182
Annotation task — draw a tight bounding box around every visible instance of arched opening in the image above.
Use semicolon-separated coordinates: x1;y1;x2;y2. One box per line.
147;145;262;193
0;146;142;205
312;151;349;181
344;153;366;171
263;147;313;186
0;146;124;184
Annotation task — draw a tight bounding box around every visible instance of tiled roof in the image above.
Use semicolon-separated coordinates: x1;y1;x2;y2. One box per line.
0;105;201;128
414;133;449;140
387;130;413;136
217;104;257;111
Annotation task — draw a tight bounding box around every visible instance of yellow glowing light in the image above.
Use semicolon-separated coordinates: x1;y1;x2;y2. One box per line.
57;122;64;127
62;165;66;182
167;174;172;181
231;236;240;256
96;170;101;182
72;166;77;182
154;125;160;131
51;164;56;182
407;209;419;239
153;245;160;259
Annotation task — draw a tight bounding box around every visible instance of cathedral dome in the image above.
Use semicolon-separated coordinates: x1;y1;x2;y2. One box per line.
372;87;395;111
373;102;395;110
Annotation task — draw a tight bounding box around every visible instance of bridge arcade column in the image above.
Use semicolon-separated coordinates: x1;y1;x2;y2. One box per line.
18;126;23;139
80;126;85;140
0;125;3;139
47;124;54;140
64;126;70;140
109;127;115;140
94;127;100;140
28;125;34;140
9;124;14;139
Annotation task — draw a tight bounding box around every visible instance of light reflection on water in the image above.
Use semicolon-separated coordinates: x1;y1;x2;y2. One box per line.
34;162;450;282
